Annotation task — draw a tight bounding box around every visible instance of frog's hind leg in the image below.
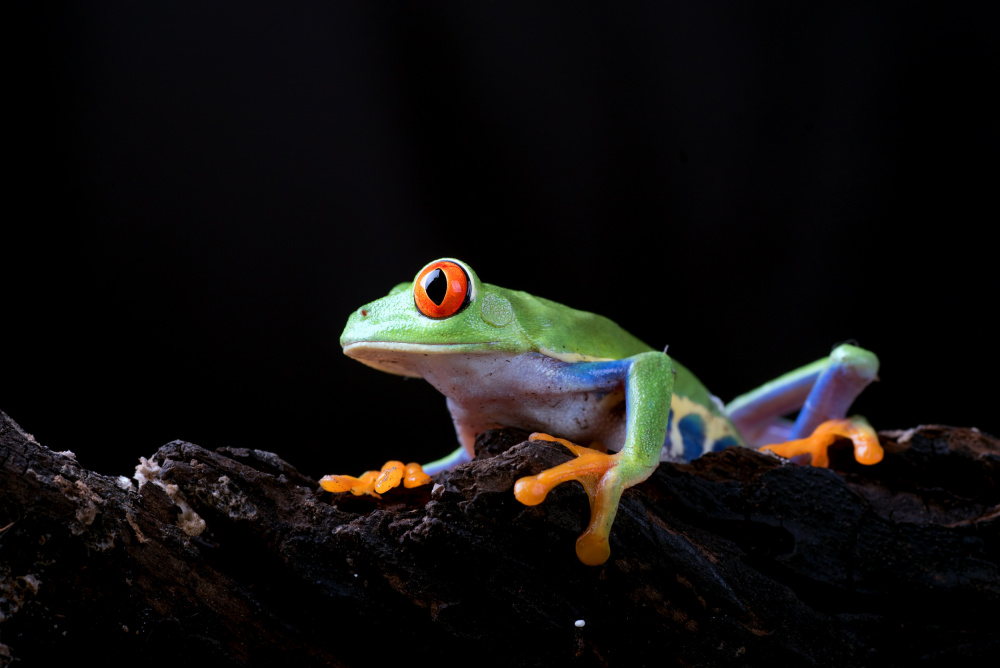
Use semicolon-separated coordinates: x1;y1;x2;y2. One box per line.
724;344;882;467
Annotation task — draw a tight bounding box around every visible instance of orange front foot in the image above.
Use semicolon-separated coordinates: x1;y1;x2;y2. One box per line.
514;433;624;566
760;417;883;468
320;460;431;497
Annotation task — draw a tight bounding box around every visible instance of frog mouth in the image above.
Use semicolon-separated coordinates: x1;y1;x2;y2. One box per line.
342;341;502;355
342;341;503;378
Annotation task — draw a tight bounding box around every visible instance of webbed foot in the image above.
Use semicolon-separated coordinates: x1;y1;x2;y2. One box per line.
320;460;431;497
514;433;626;566
760;417;882;467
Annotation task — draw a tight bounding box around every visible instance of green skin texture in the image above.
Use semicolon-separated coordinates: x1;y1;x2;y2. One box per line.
340;258;742;564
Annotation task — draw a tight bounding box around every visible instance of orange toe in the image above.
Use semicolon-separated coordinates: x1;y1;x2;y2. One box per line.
320;470;382;497
322;459;434;497
403;462;432;488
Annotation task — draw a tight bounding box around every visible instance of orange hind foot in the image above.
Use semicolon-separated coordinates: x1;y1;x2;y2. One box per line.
760;418;882;467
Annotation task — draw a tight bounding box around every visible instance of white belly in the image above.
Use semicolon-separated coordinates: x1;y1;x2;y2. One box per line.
414;351;629;453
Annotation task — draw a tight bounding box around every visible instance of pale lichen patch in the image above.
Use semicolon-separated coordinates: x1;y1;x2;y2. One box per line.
881;427;918;444
206;474;259;522
51;475;104;535
125;512;149;544
134;456;207;537
134;456;162;488
176;503;207;536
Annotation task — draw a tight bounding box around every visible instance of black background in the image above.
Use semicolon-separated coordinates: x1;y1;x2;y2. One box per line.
7;1;997;479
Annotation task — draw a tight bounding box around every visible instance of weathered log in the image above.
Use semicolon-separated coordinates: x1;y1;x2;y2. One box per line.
2;408;998;666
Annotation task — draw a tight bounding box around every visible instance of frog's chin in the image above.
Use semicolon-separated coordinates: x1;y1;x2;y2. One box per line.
342;341;501;378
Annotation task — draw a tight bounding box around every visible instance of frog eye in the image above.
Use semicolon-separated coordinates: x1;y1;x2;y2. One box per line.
414;260;470;319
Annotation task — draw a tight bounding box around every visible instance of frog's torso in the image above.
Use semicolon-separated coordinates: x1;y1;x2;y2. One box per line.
348;342;742;462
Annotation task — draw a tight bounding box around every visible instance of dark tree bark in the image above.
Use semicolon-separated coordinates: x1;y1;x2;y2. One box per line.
2;408;999;667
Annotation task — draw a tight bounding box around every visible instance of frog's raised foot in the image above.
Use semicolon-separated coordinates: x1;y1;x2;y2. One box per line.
320;460;431;498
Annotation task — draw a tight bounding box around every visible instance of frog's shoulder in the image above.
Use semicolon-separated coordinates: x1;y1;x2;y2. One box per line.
492;285;654;362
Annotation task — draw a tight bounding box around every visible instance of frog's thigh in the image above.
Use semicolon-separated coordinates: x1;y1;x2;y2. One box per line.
725;344;878;446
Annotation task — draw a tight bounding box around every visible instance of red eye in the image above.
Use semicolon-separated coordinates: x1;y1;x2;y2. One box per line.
414;260;470;318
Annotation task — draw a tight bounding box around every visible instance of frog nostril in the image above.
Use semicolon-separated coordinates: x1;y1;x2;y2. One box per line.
360;309;369;317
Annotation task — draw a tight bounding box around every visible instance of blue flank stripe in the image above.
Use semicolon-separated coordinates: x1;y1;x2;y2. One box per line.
553;357;632;391
712;435;740;452
678;414;706;462
665;408;675;456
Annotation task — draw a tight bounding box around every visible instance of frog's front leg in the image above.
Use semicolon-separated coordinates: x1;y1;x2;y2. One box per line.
320;399;472;495
725;343;882;466
514;352;673;566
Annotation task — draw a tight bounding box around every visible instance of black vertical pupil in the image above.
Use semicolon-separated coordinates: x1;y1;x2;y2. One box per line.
422;269;448;305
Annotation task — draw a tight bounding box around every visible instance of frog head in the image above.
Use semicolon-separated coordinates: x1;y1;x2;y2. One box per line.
340;258;529;377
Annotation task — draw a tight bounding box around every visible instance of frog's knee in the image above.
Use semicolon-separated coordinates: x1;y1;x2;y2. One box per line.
829;344;879;382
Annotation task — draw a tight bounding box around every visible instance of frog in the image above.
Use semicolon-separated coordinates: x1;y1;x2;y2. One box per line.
322;258;883;565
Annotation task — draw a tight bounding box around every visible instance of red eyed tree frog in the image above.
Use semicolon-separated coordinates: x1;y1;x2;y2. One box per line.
322;258;883;565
